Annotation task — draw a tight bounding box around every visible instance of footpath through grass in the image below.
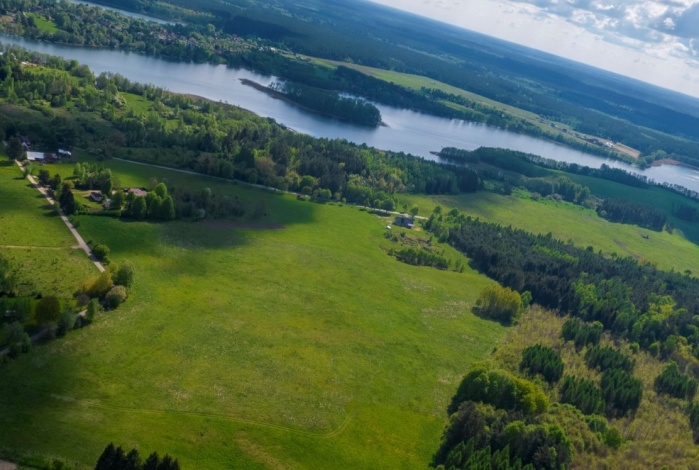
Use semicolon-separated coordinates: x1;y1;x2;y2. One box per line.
0;161;504;469
0;161;95;296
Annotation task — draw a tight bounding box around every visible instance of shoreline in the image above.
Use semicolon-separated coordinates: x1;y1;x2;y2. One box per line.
652;158;699;171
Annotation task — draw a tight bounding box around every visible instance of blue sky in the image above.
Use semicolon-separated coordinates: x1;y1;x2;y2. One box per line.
370;0;699;98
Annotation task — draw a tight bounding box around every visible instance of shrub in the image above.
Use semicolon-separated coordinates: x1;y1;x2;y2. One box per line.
560;376;605;415
105;286;127;309
475;284;522;324
92;244;110;263
561;317;603;348
83;270;113;298
448;366;548;415
520;344;564;384
113;261;135;289
654;362;697;400
56;310;76;337
601;369;643;416
584;346;634;373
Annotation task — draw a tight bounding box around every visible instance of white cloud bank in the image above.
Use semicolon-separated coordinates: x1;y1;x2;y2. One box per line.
369;0;699;97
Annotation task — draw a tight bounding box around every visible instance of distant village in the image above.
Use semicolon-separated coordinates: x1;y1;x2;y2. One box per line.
538;118;615;149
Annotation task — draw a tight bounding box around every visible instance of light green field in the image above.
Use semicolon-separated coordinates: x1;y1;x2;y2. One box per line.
0;160;504;468
405;189;699;274
308;56;538;121
564;171;699;244
0;161;96;296
29;14;59;34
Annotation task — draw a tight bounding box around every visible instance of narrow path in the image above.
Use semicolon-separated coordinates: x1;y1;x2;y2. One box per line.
0;244;74;250
16;161;105;273
0;459;17;470
0;310;85;357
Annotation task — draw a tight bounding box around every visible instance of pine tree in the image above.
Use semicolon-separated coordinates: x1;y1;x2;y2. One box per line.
94;443;117;470
142;452;161;470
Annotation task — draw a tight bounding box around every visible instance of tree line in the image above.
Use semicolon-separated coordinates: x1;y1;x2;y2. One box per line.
0;46;480;212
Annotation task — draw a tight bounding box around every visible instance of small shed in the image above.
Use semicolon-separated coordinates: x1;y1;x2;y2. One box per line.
394;215;414;229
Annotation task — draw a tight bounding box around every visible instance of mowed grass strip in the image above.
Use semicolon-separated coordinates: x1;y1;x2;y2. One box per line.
0;161;76;247
0;162;505;469
0;159;96;296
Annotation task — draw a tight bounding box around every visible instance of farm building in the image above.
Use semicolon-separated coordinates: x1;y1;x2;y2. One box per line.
26;151;58;163
394;215;414;229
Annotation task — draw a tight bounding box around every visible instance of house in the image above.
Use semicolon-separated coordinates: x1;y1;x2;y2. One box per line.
124;188;148;197
394;214;414;229
26;151;57;162
89;192;104;203
19;135;31;150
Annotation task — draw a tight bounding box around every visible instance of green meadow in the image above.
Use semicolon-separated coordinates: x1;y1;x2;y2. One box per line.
0;160;503;468
5;153;699;468
405;187;699;275
0;161;96;297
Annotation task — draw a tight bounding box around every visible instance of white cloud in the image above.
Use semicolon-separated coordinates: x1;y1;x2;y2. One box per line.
369;0;699;97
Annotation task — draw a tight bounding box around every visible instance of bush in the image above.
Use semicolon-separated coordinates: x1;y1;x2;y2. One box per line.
561;317;603;348
520;344;564;384
105;285;127;309
584;346;634;373
113;261;135;289
92;244;110;263
448;366;548;415
56;310;76;337
475;284;522;324
84;271;113;298
601;369;643;416
560;376;605;415
654;362;697;400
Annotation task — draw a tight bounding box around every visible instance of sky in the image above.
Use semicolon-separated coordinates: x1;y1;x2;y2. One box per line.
369;0;699;98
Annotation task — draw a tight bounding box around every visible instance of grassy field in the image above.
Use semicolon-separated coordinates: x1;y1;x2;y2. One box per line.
404;188;699;275
0;160;505;469
28;14;59;34
0;160;96;297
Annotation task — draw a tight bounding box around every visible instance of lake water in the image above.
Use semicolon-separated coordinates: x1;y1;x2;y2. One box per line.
2;33;699;193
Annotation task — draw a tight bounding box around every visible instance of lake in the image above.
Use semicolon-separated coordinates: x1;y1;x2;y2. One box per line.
2;33;699;192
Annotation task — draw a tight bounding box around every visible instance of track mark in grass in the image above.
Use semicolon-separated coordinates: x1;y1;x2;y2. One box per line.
236;437;292;470
43;387;355;439
0;245;74;250
202;220;285;230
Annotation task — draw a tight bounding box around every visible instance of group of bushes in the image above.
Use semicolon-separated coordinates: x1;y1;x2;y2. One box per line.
436;367;573;470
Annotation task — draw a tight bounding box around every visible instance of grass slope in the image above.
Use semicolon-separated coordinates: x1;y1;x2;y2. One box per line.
0;161;504;469
0;161;95;296
405;189;699;275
